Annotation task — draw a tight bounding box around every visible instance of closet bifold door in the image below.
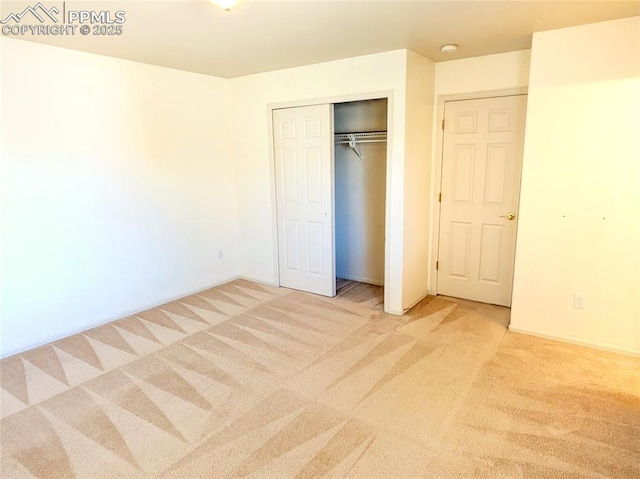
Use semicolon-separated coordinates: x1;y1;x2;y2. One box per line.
272;104;336;297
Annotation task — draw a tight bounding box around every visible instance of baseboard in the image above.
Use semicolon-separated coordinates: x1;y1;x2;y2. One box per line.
336;274;384;286
238;275;279;288
1;276;241;359
508;325;640;358
402;290;430;313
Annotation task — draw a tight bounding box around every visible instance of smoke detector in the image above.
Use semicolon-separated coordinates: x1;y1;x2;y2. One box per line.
441;44;458;54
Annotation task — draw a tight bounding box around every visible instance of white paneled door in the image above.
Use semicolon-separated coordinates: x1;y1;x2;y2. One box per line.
437;95;527;306
273;105;336;297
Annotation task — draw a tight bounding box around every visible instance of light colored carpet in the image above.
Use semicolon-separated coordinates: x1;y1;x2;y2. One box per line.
1;279;639;478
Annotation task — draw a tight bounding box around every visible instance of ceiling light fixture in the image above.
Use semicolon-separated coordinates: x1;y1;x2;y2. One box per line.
211;0;237;11
440;44;458;54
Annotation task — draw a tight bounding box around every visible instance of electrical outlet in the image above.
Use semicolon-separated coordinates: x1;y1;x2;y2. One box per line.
573;294;584;309
218;249;224;260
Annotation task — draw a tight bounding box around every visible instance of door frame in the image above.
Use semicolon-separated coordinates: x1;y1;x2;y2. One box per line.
429;87;528;302
267;91;394;310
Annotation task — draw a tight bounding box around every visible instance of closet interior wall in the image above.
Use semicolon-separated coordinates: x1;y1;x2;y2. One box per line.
334;99;388;285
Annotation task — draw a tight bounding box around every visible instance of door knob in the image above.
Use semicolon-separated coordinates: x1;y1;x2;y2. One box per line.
500;212;516;221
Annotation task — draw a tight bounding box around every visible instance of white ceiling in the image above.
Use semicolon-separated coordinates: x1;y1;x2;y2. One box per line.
2;0;640;78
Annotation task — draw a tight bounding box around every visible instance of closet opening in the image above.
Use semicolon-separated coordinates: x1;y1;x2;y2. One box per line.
333;99;388;302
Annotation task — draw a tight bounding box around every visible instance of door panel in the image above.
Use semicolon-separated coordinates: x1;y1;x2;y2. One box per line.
478;224;503;283
449;221;471;279
305;149;322;203
273;105;335;297
453;145;475;202
437;95;527;306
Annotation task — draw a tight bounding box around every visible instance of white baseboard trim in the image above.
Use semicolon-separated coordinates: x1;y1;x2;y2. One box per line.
1;275;241;359
336;274;384;286
238;275;279;288
402;290;430;313
508;325;640;358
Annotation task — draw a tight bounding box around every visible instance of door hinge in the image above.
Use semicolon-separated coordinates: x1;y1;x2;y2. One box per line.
438;192;442;202
441;119;445;130
436;261;439;270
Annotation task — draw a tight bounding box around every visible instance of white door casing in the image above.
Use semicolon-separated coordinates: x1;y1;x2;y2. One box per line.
437;95;527;306
273;105;336;297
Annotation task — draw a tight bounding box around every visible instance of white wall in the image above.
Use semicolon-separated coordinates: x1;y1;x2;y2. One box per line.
402;51;435;307
434;50;531;97
334;100;387;285
0;38;239;357
230;50;413;313
510;17;640;356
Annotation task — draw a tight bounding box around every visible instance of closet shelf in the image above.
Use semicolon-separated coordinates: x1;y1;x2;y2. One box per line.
334;131;387;144
335;131;386;160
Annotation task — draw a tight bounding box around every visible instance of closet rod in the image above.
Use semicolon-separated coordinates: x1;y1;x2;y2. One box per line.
335;132;387;160
335;139;386;144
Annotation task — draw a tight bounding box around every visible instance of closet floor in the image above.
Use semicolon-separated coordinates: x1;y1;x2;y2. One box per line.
336;278;384;310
